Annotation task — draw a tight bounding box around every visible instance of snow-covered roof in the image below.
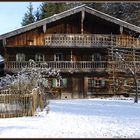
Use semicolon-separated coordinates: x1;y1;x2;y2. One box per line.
0;4;140;39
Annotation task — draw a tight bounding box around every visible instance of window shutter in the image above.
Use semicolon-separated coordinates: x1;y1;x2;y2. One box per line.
62;78;67;88
52;79;56;87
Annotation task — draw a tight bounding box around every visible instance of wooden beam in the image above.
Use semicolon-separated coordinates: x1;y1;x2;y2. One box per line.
3;39;6;46
81;10;85;34
43;24;47;33
120;26;123;34
70;50;73;61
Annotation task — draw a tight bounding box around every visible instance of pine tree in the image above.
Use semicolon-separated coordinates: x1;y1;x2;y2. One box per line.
65;2;82;10
21;2;35;26
35;7;41;22
39;2;66;19
55;3;66;14
39;2;48;19
21;2;81;25
21;13;29;26
88;3;140;26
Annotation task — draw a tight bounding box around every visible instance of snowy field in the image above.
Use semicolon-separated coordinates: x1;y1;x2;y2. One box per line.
0;98;140;138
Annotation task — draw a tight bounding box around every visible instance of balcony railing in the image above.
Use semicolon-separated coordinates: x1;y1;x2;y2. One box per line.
45;34;140;48
5;61;107;72
5;61;140;73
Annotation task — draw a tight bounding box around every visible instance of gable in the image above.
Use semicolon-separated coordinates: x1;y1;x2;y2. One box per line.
83;12;120;34
0;5;84;40
0;4;140;40
84;6;140;34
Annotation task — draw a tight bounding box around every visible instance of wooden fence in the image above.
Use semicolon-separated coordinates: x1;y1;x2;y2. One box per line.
0;88;44;118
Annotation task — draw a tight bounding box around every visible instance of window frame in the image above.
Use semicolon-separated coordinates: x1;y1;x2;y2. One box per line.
16;53;25;62
54;53;63;61
88;79;105;88
35;53;45;62
52;78;67;88
91;53;102;61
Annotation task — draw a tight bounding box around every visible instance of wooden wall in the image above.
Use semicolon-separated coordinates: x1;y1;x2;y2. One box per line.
6;47;108;62
6;13;81;47
84;12;120;34
6;11;137;48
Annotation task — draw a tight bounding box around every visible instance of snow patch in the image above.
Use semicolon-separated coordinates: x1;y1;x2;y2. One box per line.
0;98;140;138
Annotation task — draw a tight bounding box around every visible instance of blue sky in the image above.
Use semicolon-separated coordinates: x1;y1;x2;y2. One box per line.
0;2;42;34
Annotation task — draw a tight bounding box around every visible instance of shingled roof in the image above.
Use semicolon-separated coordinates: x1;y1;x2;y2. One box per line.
0;4;140;39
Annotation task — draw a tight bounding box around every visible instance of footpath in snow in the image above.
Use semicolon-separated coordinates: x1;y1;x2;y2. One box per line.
0;98;140;138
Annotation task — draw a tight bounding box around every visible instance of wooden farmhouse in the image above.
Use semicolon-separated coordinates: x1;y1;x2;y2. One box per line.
1;5;140;99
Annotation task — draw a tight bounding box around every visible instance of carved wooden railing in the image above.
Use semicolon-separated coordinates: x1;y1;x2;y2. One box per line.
5;61;107;72
45;34;140;48
5;60;140;73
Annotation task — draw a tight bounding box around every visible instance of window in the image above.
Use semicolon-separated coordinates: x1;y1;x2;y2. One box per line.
88;79;106;94
52;79;61;87
54;53;63;61
56;79;61;87
95;80;101;87
35;53;44;62
91;53;102;61
88;79;105;88
62;78;67;88
52;78;67;88
16;53;25;62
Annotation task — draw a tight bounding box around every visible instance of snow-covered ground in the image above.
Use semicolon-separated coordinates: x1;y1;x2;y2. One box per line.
0;97;140;138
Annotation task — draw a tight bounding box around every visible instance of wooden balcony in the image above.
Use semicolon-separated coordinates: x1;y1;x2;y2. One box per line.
45;34;140;48
4;61;107;73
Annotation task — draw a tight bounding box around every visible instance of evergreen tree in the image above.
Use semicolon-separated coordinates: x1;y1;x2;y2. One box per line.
39;2;66;19
21;2;81;25
21;2;35;26
65;2;82;10
21;2;140;27
35;7;41;22
88;3;140;26
39;2;48;19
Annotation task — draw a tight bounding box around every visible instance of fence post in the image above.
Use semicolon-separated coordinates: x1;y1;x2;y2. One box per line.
31;88;38;115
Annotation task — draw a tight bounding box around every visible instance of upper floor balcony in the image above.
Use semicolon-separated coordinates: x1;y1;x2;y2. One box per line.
45;34;140;48
5;60;140;74
4;61;107;73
